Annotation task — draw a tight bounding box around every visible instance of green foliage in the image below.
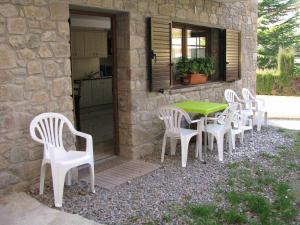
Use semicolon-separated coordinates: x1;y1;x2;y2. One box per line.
191;57;215;76
175;57;190;79
176;57;215;79
258;0;300;69
256;68;300;95
278;47;295;76
256;69;277;94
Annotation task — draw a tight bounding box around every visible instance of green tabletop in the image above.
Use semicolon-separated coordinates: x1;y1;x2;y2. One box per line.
175;101;227;116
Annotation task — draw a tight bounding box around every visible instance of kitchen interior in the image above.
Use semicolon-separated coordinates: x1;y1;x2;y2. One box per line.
70;13;114;160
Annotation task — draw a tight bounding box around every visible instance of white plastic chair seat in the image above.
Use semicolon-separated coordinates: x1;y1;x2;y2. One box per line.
206;123;225;133
53;150;91;165
180;128;198;137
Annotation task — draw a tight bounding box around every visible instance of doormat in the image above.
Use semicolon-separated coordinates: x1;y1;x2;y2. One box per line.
84;160;161;189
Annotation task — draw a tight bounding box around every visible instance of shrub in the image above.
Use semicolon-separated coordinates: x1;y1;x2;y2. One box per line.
256;69;277;95
277;47;295;77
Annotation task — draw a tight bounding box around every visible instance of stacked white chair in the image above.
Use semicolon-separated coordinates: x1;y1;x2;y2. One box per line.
158;106;204;167
231;108;253;150
30;112;95;207
206;103;238;161
224;89;254;122
242;88;268;131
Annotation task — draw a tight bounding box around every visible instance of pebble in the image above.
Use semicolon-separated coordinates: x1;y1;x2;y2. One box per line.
29;127;294;225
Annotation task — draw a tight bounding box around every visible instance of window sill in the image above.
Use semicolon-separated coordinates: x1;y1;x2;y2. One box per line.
167;81;227;94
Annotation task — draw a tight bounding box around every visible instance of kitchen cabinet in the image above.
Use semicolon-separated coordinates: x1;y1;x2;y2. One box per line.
71;30;107;58
91;79;103;106
102;79;112;104
78;78;112;108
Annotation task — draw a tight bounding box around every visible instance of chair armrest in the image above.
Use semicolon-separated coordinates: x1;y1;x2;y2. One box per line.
70;129;93;154
206;117;219;122
191;118;202;123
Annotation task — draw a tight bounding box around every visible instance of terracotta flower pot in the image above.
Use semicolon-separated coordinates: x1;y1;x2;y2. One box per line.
187;73;208;84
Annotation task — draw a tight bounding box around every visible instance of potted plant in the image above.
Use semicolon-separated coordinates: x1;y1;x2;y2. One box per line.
187;57;215;85
175;57;190;84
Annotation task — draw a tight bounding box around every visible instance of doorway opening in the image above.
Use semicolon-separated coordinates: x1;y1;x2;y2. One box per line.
70;10;117;161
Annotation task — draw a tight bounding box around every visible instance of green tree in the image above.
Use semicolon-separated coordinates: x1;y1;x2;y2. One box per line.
258;0;300;69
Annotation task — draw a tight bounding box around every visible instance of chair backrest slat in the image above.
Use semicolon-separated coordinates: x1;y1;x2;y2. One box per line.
224;89;242;105
30;113;72;154
158;106;192;136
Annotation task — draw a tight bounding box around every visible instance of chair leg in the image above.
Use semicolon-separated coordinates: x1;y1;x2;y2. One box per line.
195;133;202;159
161;134;167;163
181;136;191;167
227;132;233;156
89;162;95;193
39;161;47;195
216;135;224;161
231;132;236;150
208;134;214;150
170;138;177;156
51;166;67;208
241;131;244;144
265;112;268;126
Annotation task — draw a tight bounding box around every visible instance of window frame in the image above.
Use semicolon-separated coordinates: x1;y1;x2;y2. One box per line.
171;22;212;86
172;22;211;60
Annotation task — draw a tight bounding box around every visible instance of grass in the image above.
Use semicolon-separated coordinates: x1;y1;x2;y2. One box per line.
141;129;300;224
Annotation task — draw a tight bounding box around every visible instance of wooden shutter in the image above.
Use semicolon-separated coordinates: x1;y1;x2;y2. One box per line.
225;29;241;81
147;17;171;92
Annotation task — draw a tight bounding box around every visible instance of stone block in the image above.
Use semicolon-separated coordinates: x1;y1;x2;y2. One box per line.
17;48;36;60
40;20;56;30
9;36;26;49
24;6;49;20
7;18;27;34
10;147;28;163
52;77;71;97
26;34;40;48
0;44;16;69
25;76;45;90
38;45;52;58
58;22;70;40
27;61;42;75
0;171;20;189
31;90;49;104
158;4;175;17
50;43;70;57
0;4;18;17
50;2;69;20
41;31;56;42
43;61;61;77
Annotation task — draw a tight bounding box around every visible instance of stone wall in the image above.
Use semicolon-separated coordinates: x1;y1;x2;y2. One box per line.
0;0;257;193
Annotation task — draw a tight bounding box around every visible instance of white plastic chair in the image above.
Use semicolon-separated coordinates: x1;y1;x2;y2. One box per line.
158;106;204;167
231;110;253;150
30;112;95;207
242;88;268;131
224;89;253;127
206;104;238;161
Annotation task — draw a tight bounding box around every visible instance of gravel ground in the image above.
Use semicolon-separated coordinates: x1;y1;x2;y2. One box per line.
29;127;294;225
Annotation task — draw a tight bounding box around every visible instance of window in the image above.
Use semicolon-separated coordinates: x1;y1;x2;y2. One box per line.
148;17;241;92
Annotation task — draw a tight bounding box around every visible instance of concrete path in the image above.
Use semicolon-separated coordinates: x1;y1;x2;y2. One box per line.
0;192;100;225
257;95;300;119
268;119;300;130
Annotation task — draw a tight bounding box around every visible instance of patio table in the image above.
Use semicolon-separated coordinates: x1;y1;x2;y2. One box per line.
176;101;228;162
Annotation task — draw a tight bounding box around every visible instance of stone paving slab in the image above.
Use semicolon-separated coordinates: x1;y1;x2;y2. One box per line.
0;192;100;225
